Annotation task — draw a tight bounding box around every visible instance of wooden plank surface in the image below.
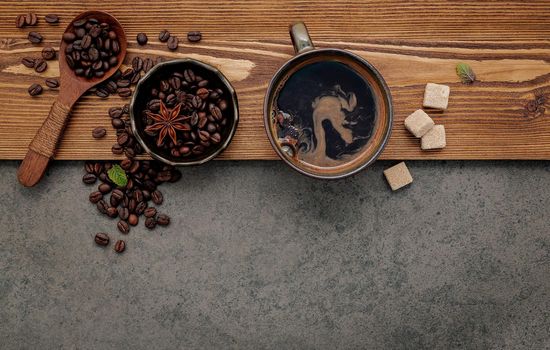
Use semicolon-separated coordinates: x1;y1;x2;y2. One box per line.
0;0;549;160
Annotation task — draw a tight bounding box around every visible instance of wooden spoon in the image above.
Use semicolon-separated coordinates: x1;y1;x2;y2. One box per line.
17;11;127;187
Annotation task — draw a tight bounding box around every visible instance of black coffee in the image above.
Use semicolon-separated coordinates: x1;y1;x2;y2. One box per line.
271;60;376;167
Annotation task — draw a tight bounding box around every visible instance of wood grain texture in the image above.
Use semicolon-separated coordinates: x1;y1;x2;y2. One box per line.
0;0;549;160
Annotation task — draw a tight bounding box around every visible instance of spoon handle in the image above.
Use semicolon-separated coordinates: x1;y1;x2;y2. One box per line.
17;97;74;187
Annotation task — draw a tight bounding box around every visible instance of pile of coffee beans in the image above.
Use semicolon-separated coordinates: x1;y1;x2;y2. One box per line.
140;67;230;159
85;159;177;235
62;17;121;78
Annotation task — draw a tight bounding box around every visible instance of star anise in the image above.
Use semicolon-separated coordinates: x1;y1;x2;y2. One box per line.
145;100;190;146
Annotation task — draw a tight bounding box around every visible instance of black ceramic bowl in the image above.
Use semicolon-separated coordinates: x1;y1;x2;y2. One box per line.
130;59;239;166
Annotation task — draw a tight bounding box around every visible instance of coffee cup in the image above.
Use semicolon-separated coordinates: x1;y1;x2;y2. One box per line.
263;22;393;179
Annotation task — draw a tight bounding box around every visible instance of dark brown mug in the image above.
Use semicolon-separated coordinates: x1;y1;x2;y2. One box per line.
264;22;393;179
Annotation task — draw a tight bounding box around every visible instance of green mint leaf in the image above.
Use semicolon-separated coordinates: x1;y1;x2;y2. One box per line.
456;62;476;84
107;164;128;187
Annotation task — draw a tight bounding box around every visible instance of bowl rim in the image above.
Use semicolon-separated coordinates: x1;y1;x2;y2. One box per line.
130;58;239;166
262;48;393;180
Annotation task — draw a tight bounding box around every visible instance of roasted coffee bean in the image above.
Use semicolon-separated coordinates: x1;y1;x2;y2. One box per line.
92;163;103;175
196;88;209;100
96;200;109;214
28;83;43;96
95;232;109;246
135;201;147;215
143;58;154;73
85;162;95;173
145;217;157;229
124;147;136;159
73;18;87;27
111;189;124;201
111;143;124;154
132;56;143;72
198;130;210;142
114;240;126;253
151;190;163;205
41;47;56;60
129;161;140;174
117;132;129;146
118;207;129;220
210;132;221;144
98;183;111;194
28;31;43;44
96;88;109;98
34;59;47;73
192;145;205;155
109;107;123;119
89;191;103;203
25;13;38;26
16;15;26;28
210;105;223;121
128;214;138;226
218;99;228;111
117;220;129;234
159;30;170;42
82;173;97;184
157;214;170;226
128;198;137;213
131;72;141;85
21;57;35;68
136;32;148;45
44;14;60;24
106;206;118;218
187;31;202;42
92;127;107;139
116;79;130;88
183;69;195;83
144;207;157;218
120;158;132;170
118;87;132;98
167;36;178;50
63;32;76;42
111;118;125;129
45;78;59;88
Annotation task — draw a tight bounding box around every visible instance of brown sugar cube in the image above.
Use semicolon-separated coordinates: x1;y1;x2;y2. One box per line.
421;125;446;150
404;109;434;137
383;162;413;191
423;83;450;110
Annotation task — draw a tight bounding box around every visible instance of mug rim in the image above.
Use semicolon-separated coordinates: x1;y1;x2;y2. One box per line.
263;48;393;180
130;58;239;166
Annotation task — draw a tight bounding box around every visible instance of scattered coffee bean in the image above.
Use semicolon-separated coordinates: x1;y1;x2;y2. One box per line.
82;173;97;184
145;217;157;229
21;57;35;68
114;239;126;253
34;59;47;73
136;33;148;45
158;30;170;42
98;183;111;194
128;214;138;226
41;47;56;60
28;31;43;44
106;207;118;218
151;190;163;205
157;214;170;226
95;232;110;246
167;36;178;50
45;78;60;89
92;127;107;139
143;58;154;73
16;15;26;28
28;83;43;96
187;31;202;42
117;220;129;234
144;207;157;218
44;14;60;24
96;200;109;214
118;87;132;98
111;144;124;154
25;13;38;26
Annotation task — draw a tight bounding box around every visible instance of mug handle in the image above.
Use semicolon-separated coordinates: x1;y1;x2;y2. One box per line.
289;22;315;54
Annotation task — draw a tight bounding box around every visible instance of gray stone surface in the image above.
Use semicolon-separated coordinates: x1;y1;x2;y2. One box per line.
0;160;549;349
